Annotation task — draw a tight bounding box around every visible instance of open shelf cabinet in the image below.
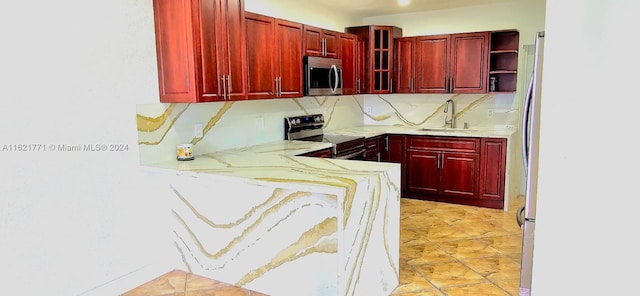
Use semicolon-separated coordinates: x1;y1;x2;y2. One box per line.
489;30;519;92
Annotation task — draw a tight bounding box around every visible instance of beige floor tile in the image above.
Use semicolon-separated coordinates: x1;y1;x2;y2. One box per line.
435;239;502;259
461;255;522;278
478;234;524;255
412;261;486;288
402;239;457;265
440;282;511;296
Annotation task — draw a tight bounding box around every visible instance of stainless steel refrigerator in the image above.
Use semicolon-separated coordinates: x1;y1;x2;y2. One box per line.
517;31;544;296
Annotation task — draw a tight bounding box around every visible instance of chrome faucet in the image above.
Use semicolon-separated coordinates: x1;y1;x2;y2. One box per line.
444;99;455;128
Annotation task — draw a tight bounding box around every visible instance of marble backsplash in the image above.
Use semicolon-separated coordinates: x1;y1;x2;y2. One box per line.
137;93;518;164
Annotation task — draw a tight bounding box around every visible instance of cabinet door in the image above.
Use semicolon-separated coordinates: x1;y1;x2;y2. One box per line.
370;26;393;94
245;12;276;99
381;135;406;189
356;39;366;94
153;0;219;102
440;152;479;198
479;138;507;200
406;150;440;194
381;135;405;164
450;32;490;93
323;30;340;59
276;19;303;98
415;35;450;93
220;0;248;100
303;25;323;57
365;137;381;161
340;33;357;95
394;37;415;93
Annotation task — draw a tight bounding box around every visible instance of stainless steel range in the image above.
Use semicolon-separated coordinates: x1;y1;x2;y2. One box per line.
284;114;365;160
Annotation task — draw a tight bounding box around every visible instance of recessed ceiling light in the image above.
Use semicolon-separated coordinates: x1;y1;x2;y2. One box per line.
398;0;411;7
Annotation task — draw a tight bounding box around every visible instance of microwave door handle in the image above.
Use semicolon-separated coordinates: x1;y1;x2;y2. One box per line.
330;64;338;93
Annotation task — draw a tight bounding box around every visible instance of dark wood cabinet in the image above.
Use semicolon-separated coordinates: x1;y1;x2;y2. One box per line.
245;12;303;99
299;148;332;158
152;0;247;103
489;30;519;92
345;25;403;94
394;32;489;94
393;37;416;93
406;136;480;201
451;32;490;93
303;25;340;58
403;135;505;209
364;136;383;161
381;135;406;190
340;33;358;95
479;138;507;202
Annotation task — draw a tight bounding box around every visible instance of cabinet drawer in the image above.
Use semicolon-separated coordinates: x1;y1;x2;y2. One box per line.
408;136;480;153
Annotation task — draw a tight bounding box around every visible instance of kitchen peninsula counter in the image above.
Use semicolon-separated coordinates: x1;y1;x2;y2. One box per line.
143;142;401;296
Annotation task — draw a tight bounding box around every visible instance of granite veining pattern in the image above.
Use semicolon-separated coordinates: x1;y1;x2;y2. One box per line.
146;149;401;296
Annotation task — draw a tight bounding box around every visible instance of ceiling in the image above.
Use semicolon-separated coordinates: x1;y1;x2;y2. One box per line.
312;0;519;18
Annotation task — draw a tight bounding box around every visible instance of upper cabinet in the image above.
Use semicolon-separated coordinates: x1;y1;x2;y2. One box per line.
340;33;357;95
303;25;340;58
245;12;304;99
395;32;490;94
489;30;519;93
152;0;247;103
346;26;403;94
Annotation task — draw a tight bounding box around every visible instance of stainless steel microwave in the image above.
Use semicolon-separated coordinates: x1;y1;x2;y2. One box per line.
304;56;342;96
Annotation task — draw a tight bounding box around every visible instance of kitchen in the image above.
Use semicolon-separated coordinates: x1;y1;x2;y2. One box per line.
1;0;639;296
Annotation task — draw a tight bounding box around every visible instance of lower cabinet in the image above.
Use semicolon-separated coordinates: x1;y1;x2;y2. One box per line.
381;135;406;189
299;148;331;158
404;135;505;209
364;136;383;161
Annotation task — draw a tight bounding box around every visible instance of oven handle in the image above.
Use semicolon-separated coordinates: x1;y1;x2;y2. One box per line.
335;149;366;160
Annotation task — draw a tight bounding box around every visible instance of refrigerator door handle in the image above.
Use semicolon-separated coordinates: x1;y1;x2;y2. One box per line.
516;205;525;228
521;76;535;173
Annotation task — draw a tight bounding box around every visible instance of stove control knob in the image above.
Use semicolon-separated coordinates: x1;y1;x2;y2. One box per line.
295;119;301;125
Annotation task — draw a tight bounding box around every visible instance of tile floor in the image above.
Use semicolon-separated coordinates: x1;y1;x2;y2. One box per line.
122;197;524;296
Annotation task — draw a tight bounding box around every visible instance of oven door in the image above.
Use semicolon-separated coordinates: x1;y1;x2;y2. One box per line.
335;148;366;160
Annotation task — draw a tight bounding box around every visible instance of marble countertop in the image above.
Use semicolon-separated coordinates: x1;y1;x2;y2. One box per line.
143;125;515;193
325;125;517;139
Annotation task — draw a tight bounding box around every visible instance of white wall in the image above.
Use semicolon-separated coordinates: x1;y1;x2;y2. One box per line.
245;0;358;31
534;0;640;294
0;0;174;295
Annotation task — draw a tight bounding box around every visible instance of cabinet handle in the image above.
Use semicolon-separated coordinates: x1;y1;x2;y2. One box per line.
384;137;389;152
275;77;280;97
437;153;441;169
279;76;283;97
221;76;227;100
449;77;453;93
322;38;326;56
227;75;231;95
410;78;413;92
356;79;361;94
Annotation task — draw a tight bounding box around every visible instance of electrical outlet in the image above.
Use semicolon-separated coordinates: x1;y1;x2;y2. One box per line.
365;106;373;114
194;123;203;138
255;116;265;130
487;108;494;117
